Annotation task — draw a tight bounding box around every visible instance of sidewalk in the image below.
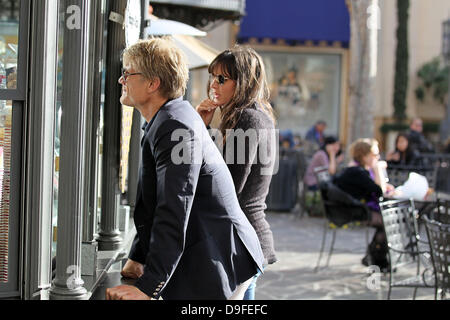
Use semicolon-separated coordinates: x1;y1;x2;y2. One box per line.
91;211;436;300
255;212;435;300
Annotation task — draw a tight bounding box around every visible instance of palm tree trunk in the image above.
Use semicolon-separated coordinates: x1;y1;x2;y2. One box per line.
346;0;379;144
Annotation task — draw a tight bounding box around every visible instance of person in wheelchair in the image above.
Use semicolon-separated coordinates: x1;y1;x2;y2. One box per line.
333;138;395;271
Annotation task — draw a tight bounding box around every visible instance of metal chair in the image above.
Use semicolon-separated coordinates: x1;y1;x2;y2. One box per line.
423;201;450;300
379;198;435;299
314;165;331;184
386;164;438;189
300;166;328;218
428;198;450;225
314;168;371;272
435;162;450;198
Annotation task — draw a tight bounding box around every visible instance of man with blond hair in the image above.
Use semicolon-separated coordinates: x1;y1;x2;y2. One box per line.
105;38;264;300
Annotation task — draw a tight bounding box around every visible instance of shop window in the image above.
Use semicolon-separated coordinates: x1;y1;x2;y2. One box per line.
259;50;342;137
0;100;12;283
0;0;20;284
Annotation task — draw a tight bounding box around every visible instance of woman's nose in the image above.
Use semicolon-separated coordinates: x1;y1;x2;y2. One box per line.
210;79;219;89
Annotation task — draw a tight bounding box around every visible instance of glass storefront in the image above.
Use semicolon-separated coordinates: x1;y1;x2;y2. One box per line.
0;0;20;90
51;0;108;258
0;100;12;283
0;0;143;298
0;0;20;288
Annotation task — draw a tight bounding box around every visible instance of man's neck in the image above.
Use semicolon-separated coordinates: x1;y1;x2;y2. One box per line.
140;94;170;122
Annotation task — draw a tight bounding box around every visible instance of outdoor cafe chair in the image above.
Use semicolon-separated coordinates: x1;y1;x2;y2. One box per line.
379;198;435;299
423;213;450;300
435;162;450;199
314;167;371;272
386;164;439;221
419;153;450;168
386;164;438;190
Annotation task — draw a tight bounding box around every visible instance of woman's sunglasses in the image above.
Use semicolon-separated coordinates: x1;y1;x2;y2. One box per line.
209;74;230;85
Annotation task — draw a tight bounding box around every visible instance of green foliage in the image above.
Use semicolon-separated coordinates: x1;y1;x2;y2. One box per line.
379;122;440;133
379;123;409;133
393;0;410;121
415;57;449;106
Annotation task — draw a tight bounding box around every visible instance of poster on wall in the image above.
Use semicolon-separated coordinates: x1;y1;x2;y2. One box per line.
259;51;342;139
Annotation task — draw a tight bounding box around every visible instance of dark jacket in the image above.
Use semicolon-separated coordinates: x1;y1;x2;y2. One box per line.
305;126;323;147
386;148;422;167
333;166;383;208
407;129;434;153
318;180;371;226
129;97;264;300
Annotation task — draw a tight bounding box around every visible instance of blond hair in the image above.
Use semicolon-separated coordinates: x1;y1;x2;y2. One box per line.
122;37;189;99
350;138;378;165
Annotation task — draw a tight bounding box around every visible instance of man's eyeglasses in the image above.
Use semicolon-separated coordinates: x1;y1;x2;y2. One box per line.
120;69;143;82
209;74;230;85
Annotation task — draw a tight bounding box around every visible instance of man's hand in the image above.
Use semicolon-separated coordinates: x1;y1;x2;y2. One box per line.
121;259;144;279
105;285;151;300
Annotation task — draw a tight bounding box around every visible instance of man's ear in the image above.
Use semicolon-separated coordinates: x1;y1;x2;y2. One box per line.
148;77;161;93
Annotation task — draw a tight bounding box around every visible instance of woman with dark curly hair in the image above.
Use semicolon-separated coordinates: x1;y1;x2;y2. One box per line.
386;132;421;166
196;45;278;300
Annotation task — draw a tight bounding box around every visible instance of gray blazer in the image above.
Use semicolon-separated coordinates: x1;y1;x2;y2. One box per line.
129;97;264;300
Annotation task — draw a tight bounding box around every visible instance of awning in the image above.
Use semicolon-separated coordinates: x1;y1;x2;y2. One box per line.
144;19;206;37
144;14;219;70
238;0;350;47
172;34;219;70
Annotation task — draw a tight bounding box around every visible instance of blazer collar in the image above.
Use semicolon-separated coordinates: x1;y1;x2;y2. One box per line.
142;96;183;134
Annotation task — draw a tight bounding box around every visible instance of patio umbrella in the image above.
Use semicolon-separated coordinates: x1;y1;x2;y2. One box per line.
171;34;218;70
143;16;217;70
144;19;206;37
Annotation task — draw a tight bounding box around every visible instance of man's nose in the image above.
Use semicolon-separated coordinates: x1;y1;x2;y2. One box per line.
118;76;125;85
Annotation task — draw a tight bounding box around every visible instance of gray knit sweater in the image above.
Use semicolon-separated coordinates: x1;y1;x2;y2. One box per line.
219;105;278;265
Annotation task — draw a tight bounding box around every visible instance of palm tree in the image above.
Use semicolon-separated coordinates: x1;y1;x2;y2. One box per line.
346;0;379;143
393;0;410;121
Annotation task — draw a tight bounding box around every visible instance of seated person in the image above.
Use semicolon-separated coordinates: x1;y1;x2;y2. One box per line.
407;117;434;153
280;130;294;149
386;132;422;166
333;138;394;271
304;120;326;148
303;136;343;191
